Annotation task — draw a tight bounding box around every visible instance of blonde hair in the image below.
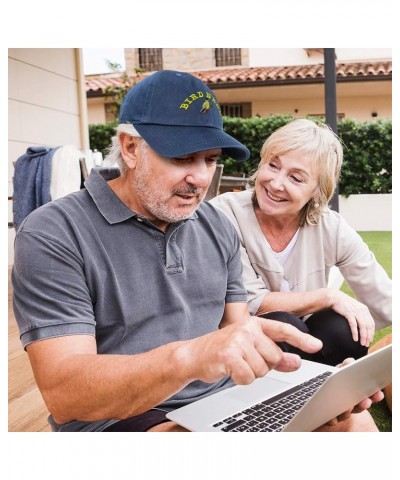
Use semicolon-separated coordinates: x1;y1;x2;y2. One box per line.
248;119;343;226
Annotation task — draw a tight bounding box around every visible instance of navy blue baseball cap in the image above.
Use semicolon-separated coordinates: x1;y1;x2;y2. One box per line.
119;70;250;161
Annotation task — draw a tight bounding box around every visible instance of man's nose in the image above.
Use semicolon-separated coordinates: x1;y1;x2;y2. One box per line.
185;161;213;187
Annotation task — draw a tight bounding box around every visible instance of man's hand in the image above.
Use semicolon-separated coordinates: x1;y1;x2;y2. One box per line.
176;318;323;385
324;357;384;426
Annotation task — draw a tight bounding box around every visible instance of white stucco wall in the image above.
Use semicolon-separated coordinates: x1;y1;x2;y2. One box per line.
8;48;88;265
248;48;392;66
339;194;392;231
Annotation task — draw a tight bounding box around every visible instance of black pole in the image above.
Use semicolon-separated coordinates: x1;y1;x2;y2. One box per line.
324;48;339;212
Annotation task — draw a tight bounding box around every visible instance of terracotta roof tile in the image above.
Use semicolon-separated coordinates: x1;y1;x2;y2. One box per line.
86;60;392;96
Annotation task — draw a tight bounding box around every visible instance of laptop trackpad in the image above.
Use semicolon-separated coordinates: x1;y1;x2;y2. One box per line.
227;377;290;407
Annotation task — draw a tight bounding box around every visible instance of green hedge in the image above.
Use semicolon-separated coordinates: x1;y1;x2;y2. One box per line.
89;122;118;158
337;119;392;196
89;116;392;196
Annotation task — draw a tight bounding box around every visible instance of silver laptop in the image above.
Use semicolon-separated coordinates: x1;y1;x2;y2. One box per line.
167;344;392;432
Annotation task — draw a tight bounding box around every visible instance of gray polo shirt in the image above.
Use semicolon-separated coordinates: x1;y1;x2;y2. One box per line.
12;168;247;431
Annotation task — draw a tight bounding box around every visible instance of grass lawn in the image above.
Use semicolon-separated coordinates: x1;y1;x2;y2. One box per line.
340;231;392;432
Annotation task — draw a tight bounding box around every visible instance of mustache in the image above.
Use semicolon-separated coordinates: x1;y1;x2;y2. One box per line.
173;186;204;196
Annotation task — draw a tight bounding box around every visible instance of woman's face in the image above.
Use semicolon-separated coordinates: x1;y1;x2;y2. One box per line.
255;149;320;221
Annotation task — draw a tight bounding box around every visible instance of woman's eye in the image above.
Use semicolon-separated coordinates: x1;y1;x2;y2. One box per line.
269;163;278;169
291;175;303;183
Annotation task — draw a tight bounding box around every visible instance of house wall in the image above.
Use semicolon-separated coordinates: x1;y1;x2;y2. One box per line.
87;79;392;124
248;48;392;66
90;48;391;124
8;48;89;265
126;48;392;70
125;48;249;72
249;95;391;122
87;97;107;124
214;81;392;121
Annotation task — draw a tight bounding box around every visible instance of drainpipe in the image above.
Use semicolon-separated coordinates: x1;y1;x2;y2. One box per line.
75;48;90;150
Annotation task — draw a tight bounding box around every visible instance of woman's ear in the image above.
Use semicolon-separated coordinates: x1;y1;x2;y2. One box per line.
120;133;141;169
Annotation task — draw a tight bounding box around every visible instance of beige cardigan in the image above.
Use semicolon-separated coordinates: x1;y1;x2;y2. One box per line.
210;190;391;330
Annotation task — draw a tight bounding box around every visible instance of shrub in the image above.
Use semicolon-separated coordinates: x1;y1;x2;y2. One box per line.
89;122;117;159
89;116;392;195
221;115;295;176
337;119;392;196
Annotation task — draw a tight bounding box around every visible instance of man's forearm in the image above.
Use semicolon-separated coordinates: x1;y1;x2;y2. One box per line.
28;339;191;425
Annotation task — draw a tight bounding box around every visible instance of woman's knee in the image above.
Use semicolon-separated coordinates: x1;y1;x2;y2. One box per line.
259;311;311;359
306;309;368;365
260;311;309;334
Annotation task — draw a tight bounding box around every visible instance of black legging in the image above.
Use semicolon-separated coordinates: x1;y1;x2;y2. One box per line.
261;309;368;366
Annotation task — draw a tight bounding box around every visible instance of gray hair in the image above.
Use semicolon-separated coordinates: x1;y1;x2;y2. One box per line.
248;119;343;226
103;123;147;173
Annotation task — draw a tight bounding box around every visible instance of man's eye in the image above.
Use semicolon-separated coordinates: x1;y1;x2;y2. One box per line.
174;157;191;163
207;157;219;164
269;163;278;169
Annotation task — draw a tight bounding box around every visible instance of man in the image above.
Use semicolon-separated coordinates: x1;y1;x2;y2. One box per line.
12;70;381;432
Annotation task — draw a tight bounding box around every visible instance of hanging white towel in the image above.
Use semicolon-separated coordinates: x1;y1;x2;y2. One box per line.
50;145;82;200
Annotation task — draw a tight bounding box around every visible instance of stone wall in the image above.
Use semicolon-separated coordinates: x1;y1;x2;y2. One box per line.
124;48;249;72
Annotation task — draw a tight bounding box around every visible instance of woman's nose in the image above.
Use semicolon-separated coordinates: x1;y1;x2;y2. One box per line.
270;173;285;190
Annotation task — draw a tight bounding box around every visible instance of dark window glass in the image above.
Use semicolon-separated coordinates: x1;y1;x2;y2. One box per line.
139;48;163;71
215;48;241;67
220;103;251;118
307;113;345;121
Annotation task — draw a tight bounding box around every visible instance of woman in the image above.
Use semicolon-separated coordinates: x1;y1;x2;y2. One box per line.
211;119;392;365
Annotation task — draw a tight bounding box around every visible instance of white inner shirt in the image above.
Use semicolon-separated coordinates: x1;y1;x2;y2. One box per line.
268;229;300;292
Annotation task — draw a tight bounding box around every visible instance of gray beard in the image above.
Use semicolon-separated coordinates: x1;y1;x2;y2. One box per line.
133;168;206;224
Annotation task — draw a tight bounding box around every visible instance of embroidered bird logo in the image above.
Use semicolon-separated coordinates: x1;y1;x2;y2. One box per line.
200;100;211;113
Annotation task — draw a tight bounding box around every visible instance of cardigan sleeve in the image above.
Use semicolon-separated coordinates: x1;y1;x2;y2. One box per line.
210;192;270;315
329;214;392;330
238;241;270;315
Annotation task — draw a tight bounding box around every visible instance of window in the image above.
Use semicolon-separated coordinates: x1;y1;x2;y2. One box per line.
215;48;241;67
220;103;251;118
138;48;163;71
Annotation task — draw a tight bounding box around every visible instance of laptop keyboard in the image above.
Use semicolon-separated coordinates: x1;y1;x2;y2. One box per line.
212;371;332;432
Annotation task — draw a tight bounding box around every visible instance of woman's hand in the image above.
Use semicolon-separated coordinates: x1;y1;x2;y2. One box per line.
325;358;384;426
328;290;375;346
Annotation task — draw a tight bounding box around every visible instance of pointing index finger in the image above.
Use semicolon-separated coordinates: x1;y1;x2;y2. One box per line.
260;318;323;354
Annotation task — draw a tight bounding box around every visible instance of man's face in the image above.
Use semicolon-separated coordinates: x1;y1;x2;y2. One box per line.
132;141;220;228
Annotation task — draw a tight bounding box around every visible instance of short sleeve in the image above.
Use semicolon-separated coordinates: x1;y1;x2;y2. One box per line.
12;228;96;348
224;224;248;304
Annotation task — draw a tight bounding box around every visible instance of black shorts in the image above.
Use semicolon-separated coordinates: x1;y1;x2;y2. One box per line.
103;409;169;432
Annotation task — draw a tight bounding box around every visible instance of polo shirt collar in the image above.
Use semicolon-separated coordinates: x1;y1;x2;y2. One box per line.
85;167;199;225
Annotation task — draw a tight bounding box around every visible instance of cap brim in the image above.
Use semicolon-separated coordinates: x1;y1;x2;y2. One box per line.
134;124;250;162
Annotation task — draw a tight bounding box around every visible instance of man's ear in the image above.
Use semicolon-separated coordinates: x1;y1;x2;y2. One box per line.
120;133;141;169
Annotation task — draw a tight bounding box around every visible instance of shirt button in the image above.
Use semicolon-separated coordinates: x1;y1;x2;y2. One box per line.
136;217;143;222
